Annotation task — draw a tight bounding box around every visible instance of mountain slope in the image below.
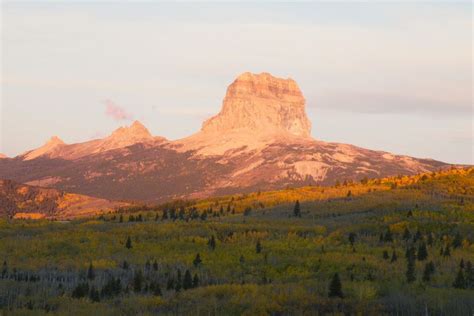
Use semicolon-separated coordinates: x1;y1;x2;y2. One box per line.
0;179;126;219
0;72;450;202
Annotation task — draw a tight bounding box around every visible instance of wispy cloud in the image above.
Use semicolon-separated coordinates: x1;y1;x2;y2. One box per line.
104;99;133;121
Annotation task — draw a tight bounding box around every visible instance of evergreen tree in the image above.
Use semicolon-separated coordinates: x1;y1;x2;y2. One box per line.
466;261;474;289
125;236;132;249
162;209;168;220
328;273;343;298
129;215;135;222
152;282;162;296
119;214;123;223
133;269;143;292
192;273;199;288
175;269;182;292
348;232;356;246
427;233;434;246
87;262;95;280
383;250;389;260
193;253;202;267
443;245;451;257
390;251;398;263
153;260;158;271
122;260;129;270
208;236;216;250
452;232;462;249
256;240;262;254
460;259;465;269
239;255;245;264
346;190;352;198
89;286;100;302
413;229;422;243
183;270;193;290
417;243;428;261
293;200;301;217
406;256;416;283
384;228;393;242
422;262;434;282
453;268;466;289
403;227;411;241
72;282;89;299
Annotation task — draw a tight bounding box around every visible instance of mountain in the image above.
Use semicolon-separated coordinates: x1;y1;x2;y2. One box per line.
0;153;8;159
0;72;450;202
0;179;126;219
21;120;162;161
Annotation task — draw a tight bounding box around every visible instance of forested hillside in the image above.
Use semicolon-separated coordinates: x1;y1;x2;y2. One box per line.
0;168;473;314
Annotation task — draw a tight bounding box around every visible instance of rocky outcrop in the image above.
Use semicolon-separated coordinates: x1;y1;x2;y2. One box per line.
201;72;311;137
23;136;66;161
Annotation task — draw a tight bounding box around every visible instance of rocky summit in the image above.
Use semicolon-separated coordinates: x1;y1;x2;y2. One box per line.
0;72;450;202
201;72;311;137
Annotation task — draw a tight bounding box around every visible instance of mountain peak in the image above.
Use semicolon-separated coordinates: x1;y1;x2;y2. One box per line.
201;72;311;138
109;120;152;141
22;136;66;161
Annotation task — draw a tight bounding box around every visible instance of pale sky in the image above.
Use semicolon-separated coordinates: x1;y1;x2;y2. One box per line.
1;2;473;164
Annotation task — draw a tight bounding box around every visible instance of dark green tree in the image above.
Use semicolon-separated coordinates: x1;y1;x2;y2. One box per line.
256;240;262;254
328;273;343;298
183;270;193;290
125;236;132;249
119;214;123;223
422;262;434;282
133;269;143;292
193;253;202;267
390;251;398;263
453;268;466;289
383;250;389;260
348;233;356;246
443;245;451;257
293;200;301;217
153;260;158;271
413;229;422;242
87;262;95;280
193;273;199;288
417;243;428;261
89;286;100;302
208;236;216;250
175;269;182;292
384;228;393;242
403;227;411;241
452;232;462;249
466;261;474;289
406;256;416;283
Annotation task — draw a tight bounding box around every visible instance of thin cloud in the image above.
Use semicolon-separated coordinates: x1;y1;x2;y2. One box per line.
104;99;133;121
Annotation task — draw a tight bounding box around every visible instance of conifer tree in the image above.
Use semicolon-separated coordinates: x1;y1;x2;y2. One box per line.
390;251;398;263
87;262;95;280
383;250;389;260
453;268;466;289
422;262;435;282
119;214;123;223
384;228;393;242
125;236;132;249
328;273;343;298
153;260;158;271
406;256;416;283
175;269;182;292
417;243;428;261
183;270;193;290
152;282;162;296
193;253;202;267
413;229;422;242
427;233;434;246
293;200;301;217
466;261;474;289
89;286;100;302
256;240;262;254
452;232;462;249
403;227;411;241
133;269;143;292
122;260;129;270
208;236;216;250
443;245;451;257
348;233;356;246
193;273;199;288
239;255;245;264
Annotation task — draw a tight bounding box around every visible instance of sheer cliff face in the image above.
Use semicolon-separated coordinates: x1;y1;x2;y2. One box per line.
201;72;311;138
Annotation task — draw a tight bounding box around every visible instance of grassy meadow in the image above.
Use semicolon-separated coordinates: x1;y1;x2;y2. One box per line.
0;168;473;315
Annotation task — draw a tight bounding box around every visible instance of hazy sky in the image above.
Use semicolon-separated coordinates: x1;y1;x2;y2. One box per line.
1;2;472;164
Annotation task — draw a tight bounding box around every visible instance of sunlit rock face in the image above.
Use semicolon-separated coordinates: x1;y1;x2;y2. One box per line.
201;72;311;138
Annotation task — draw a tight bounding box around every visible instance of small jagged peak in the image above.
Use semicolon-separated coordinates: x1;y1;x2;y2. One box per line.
0;153;7;159
110;120;152;140
47;136;65;145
